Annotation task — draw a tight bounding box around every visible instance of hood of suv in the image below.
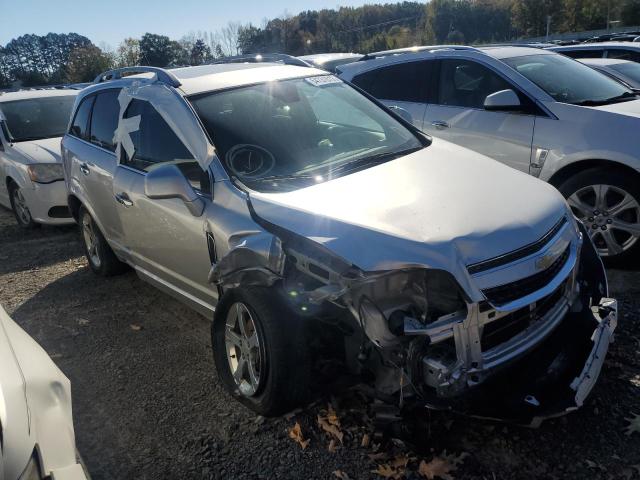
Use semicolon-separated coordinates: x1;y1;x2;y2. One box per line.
249;138;567;273
591;98;640;118
11;137;62;164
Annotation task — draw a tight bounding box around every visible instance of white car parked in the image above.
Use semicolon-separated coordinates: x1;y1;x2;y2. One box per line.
0;305;88;480
0;89;78;228
338;46;640;261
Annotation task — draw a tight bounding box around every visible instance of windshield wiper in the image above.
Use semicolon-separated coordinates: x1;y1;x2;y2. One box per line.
244;173;318;184
328;146;423;176
574;91;638;106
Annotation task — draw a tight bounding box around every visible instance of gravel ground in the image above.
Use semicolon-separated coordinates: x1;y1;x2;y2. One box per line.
1;205;639;480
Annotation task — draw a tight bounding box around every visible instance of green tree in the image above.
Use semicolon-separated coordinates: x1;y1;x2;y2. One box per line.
116;38;140;67
621;0;640;25
65;45;113;82
139;33;174;67
190;39;212;65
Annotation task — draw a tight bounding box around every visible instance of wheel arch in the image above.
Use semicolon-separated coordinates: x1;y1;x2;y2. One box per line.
67;194;82;222
6;175;17;189
548;159;640;189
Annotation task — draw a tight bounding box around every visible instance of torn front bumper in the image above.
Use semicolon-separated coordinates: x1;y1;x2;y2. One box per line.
439;297;617;426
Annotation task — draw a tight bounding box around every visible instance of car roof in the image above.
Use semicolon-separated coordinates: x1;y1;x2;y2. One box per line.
478;46;556;59
88;63;327;97
550;42;640;50
578;57;632;66
298;53;361;63
0;88;78;103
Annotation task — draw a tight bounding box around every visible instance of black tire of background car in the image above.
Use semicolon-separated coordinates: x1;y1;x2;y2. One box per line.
559;167;640;264
79;206;129;276
212;287;311;416
8;181;40;229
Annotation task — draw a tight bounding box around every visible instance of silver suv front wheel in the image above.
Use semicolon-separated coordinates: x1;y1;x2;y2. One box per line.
560;168;640;262
212;287;310;416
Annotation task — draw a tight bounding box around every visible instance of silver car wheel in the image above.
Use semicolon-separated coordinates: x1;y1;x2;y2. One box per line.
225;302;263;397
567;184;640;257
82;214;102;268
12;187;32;225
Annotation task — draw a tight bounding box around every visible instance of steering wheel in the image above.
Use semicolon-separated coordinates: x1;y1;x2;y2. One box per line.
226;144;276;178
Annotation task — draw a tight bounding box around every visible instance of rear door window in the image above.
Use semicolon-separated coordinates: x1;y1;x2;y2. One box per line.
89;89;121;152
69;95;95;140
352;61;431;103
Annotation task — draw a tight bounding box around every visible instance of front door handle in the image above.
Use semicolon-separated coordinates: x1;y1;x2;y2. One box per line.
431;120;450;130
79;163;90;176
114;192;133;207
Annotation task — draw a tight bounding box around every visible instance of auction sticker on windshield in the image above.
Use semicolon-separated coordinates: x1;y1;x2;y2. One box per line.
305;75;342;87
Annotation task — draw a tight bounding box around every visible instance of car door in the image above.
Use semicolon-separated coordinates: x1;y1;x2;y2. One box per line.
0;120;9;207
111;98;216;312
351;60;432;130
63;90;124;245
423;58;535;173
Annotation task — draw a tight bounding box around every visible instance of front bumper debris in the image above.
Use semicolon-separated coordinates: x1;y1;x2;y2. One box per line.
569;298;617;409
440;297;617;426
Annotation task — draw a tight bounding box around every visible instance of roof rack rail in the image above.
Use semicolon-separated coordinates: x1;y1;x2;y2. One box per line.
93;66;182;88
362;45;481;60
210;53;311;68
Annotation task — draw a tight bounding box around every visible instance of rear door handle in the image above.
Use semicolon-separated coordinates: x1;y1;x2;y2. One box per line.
114;192;133;207
431;120;450;130
79;163;90;176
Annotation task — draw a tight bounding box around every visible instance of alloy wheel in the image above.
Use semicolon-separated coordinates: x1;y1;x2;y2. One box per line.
82;214;102;268
224;302;264;397
567;183;640;257
12;188;32;225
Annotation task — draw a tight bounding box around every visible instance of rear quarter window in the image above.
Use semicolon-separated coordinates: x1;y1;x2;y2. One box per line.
89;89;121;152
353;61;430;103
69;95;95;141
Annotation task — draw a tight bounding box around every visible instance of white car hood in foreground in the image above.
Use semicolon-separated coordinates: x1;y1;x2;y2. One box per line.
250;139;567;273
11;137;63;165
0;306;87;480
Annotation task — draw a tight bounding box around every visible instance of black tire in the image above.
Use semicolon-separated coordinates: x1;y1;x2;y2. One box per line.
79;206;128;276
8;182;40;229
212;287;310;416
558;167;640;264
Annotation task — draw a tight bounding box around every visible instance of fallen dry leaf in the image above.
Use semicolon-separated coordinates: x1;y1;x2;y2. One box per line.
372;463;404;479
418;452;468;480
288;421;310;450
624;413;640;436
328;439;337;453
361;433;370;448
130;324;142;331
390;454;410;469
318;414;344;443
333;470;351;480
326;403;340;426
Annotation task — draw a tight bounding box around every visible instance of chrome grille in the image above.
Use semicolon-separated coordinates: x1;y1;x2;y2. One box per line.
481;245;571;307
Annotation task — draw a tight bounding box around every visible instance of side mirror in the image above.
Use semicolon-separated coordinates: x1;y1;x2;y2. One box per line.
387;105;413;124
144;164;205;217
484;89;522;112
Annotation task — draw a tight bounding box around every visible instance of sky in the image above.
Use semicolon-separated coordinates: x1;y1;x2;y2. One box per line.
1;0;373;48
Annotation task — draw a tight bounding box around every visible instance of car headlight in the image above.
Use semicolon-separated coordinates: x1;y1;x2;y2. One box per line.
27;164;64;184
355;269;467;347
18;452;43;480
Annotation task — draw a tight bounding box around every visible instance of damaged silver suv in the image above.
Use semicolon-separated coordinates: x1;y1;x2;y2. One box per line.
62;64;617;425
